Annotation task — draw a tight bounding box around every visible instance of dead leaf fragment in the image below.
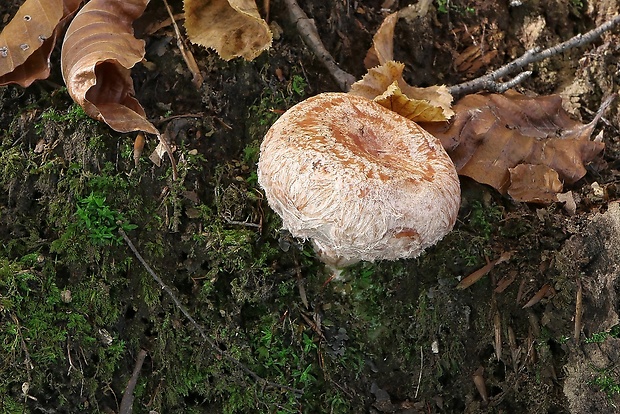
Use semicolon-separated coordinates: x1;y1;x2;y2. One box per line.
364;0;432;69
0;0;82;86
494;270;517;293
184;0;272;61
457;256;494;290
454;44;498;76
508;164;563;203
493;311;502;361
457;251;513;290
523;283;554;308
364;11;398;69
423;90;607;203
472;366;488;403
61;0;157;135
556;191;577;215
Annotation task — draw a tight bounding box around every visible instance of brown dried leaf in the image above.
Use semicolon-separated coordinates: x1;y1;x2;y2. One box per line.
363;11;397;69
364;0;432;69
457;251;513;290
522;283;554;308
423;90;606;202
456;256;493;290
0;0;82;87
472;367;488;403
495;270;517;293
184;0;272;61
61;0;157;134
508;164;563;204
350;61;453;121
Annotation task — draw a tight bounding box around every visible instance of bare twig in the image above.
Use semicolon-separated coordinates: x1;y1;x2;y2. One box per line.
449;15;620;97
119;349;148;414
162;0;204;88
282;0;356;91
574;279;583;343
414;346;423;399
118;228;303;396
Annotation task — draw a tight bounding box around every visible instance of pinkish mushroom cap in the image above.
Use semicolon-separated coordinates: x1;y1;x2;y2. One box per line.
257;92;460;270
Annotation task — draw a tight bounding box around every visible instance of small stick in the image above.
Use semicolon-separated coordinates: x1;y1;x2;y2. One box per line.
282;0;356;91
449;15;620;97
574;279;583;343
119;349;148;414
162;0;204;87
118;228;303;395
150;113;204;127
414;346;423;399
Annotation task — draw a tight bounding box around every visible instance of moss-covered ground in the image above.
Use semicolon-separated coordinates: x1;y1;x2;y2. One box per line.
2;0;620;413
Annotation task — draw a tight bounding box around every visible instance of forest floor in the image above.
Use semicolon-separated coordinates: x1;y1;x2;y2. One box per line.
1;0;620;413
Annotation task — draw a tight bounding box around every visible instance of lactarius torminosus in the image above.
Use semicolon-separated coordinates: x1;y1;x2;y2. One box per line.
257;92;460;273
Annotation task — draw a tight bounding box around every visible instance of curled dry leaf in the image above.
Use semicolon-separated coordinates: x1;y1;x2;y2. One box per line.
350;61;453;122
184;0;272;61
358;2;452;121
364;0;433;69
0;0;82;87
423;90;608;203
61;0;157;135
363;11;397;69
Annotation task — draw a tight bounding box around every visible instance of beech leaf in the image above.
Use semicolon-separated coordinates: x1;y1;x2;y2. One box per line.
375;82;449;123
61;0;157;134
0;0;82;87
350;61;453;121
423;90;608;202
364;0;433;69
184;0;272;61
356;4;453;121
363;11;397;69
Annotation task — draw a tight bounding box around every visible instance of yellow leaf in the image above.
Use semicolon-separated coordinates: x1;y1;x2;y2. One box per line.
350;61;453;121
375;81;450;122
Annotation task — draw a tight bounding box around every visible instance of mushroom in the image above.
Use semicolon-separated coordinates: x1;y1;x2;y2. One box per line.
257;92;460;272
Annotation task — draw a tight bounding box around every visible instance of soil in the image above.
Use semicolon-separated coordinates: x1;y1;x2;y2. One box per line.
1;0;620;413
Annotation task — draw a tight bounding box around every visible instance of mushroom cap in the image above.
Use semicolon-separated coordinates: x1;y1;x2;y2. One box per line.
257;92;460;269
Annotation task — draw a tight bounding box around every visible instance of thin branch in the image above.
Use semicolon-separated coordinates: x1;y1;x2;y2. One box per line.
119;349;148;414
162;0;204;88
282;0;356;91
118;228;303;396
449;15;620;97
149;113;204;127
414;345;423;399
